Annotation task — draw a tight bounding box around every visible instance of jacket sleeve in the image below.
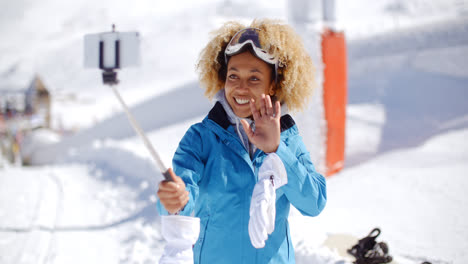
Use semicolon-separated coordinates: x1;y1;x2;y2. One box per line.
275;131;327;216
156;125;205;216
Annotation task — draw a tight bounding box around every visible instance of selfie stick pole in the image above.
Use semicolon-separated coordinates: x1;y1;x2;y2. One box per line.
89;26;198;264
108;83;173;181
90;24;173;181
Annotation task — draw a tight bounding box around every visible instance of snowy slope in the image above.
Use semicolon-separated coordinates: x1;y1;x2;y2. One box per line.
0;0;289;130
346;18;468;167
290;127;468;264
1;0;468;264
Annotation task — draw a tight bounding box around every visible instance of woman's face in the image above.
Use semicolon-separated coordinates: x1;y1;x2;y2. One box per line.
225;51;275;118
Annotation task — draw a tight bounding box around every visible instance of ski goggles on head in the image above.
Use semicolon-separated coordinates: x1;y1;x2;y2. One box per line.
224;27;278;67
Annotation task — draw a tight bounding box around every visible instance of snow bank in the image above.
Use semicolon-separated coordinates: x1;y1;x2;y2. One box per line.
291;127;468;264
1;1;467;264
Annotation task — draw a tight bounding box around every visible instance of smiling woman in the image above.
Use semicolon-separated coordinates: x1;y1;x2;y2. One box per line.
225;51;275;118
197;19;316;112
156;19;326;264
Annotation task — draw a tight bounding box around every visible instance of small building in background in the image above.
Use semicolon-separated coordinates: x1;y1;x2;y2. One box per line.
1;75;51;129
0;75;52;165
24;75;51;129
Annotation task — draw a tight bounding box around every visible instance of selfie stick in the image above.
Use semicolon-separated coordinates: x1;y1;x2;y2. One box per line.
86;27;199;264
87;24;173;181
108;84;173;181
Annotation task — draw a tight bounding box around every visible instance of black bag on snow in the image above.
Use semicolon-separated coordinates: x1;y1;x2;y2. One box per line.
347;228;393;264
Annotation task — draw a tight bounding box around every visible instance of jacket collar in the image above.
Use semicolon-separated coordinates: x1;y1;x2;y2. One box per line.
208;101;296;132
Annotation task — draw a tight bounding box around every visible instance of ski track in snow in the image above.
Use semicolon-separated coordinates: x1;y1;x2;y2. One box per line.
1;1;468;264
0;164;166;263
0;168;63;263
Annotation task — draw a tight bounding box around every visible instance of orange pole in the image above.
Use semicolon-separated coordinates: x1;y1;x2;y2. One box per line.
321;27;347;176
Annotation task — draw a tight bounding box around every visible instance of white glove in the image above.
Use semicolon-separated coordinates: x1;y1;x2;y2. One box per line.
249;153;287;248
159;215;200;264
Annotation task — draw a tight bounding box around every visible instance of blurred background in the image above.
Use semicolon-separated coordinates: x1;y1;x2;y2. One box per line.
1;0;467;263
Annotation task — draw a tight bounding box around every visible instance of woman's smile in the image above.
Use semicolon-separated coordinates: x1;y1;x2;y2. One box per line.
234;97;250;105
225;51;275;118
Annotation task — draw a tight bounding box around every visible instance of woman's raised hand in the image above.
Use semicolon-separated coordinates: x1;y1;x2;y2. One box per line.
241;94;281;153
157;168;189;214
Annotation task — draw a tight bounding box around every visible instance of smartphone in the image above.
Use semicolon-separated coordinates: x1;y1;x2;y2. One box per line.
84;31;140;69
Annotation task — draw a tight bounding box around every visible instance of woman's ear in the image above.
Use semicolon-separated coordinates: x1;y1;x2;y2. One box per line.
268;83;276;96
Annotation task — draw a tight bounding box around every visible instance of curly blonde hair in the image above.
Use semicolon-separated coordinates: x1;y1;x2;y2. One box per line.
196;19;316;112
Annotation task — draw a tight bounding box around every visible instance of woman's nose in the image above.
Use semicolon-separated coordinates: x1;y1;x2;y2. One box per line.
237;79;248;91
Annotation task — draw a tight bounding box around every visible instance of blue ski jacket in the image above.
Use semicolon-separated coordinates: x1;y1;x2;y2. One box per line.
157;102;327;264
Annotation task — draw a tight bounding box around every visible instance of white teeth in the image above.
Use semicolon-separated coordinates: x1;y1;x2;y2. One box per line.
235;98;250;105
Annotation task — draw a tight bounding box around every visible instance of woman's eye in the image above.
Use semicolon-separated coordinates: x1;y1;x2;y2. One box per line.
250;76;259;81
228;74;238;80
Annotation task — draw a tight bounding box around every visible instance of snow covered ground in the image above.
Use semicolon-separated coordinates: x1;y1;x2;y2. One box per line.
1;0;468;264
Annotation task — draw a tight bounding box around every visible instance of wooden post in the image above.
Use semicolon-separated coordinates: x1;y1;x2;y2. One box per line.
321;27;347;176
